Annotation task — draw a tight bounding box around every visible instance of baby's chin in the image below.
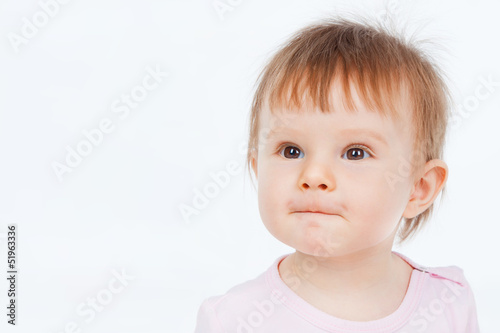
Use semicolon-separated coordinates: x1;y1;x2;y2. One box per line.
261;216;351;256
283;232;347;259
298;225;348;253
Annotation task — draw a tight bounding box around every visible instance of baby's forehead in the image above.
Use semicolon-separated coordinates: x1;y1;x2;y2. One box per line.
260;103;415;148
264;104;409;130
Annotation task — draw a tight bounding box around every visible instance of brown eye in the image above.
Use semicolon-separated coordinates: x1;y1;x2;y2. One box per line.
280;146;304;159
343;146;371;160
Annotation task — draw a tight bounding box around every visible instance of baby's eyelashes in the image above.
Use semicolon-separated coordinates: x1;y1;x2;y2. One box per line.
276;144;373;161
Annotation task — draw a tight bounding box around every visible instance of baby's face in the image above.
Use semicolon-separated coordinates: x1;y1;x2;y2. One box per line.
251;87;418;257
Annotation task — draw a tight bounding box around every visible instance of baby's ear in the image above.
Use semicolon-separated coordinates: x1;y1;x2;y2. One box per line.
251;149;258;179
403;159;448;218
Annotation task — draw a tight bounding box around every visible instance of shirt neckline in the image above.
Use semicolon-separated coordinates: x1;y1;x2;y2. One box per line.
265;251;427;332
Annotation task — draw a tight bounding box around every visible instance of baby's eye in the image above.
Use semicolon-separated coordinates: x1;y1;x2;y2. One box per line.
278;144;372;160
342;145;372;160
279;145;304;159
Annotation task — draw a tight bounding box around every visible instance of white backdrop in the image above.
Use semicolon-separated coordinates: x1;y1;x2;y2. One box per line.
0;0;498;332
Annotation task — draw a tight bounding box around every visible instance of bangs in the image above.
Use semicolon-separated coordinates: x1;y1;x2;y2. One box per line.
266;59;406;124
254;19;418;123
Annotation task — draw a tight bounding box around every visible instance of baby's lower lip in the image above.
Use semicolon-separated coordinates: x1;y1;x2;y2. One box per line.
295;211;335;215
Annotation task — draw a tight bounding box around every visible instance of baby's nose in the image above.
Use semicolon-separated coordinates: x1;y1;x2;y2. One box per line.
298;161;336;191
301;182;330;191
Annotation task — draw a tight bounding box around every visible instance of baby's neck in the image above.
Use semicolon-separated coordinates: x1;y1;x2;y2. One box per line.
278;249;414;321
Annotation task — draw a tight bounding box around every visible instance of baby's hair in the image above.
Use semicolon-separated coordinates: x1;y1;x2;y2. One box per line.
245;14;452;245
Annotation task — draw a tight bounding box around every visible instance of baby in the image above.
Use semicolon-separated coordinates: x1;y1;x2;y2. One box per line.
194;16;480;332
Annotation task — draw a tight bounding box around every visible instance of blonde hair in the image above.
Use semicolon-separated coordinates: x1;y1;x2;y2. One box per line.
245;16;452;245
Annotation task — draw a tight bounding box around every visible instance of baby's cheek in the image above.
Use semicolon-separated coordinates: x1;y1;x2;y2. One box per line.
379;159;414;192
258;185;277;220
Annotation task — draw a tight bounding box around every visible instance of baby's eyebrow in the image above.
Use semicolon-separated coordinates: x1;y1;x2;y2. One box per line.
266;127;300;139
268;127;388;146
339;128;388;146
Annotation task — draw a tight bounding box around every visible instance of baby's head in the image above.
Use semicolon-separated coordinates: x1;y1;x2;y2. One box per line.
245;16;450;253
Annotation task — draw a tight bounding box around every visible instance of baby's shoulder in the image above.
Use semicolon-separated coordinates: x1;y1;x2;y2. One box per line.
398;256;480;332
199;269;271;311
195;269;275;332
415;262;476;305
421;264;467;287
396;251;468;287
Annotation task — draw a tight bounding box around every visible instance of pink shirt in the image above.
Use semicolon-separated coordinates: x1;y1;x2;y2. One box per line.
194;251;480;332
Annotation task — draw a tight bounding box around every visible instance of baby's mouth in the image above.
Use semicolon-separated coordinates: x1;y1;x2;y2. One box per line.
295;211;336;215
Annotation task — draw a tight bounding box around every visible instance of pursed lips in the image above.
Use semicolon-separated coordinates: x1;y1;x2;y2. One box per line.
295;211;336;215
